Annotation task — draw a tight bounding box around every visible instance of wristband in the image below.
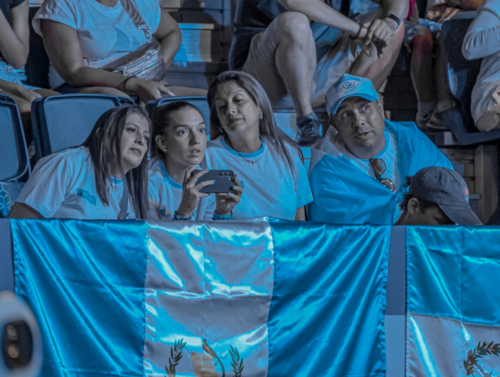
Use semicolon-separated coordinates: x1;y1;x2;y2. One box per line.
212;211;232;221
173;209;196;221
122;75;137;94
349;24;363;40
386;13;401;26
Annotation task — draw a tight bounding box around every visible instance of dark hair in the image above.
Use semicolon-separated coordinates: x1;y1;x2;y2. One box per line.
151;101;204;159
81;105;150;219
207;71;303;172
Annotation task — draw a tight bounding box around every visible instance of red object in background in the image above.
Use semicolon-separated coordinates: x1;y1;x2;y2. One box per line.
408;0;417;20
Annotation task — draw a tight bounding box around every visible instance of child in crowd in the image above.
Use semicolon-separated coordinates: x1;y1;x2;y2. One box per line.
149;101;243;221
8;105;150;219
205;71;313;221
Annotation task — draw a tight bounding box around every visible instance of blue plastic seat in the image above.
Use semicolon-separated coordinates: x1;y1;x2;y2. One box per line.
0;94;30;182
0;94;30;217
146;96;210;137
32;94;134;159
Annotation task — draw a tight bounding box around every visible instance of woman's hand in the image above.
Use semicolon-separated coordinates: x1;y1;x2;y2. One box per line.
215;174;243;216
125;78;174;105
176;167;214;218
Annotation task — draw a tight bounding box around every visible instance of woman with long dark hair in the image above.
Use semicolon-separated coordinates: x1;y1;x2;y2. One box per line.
149;101;243;221
9;105;150;219
206;71;313;220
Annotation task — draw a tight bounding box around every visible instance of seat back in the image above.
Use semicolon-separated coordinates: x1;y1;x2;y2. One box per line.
146;96;210;137
0;94;30;182
32;94;134;159
440;19;481;133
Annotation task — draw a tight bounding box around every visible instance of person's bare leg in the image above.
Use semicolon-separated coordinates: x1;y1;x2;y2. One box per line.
410;28;436;108
274;12;317;117
350;23;405;90
34;88;59;97
0;90;31;111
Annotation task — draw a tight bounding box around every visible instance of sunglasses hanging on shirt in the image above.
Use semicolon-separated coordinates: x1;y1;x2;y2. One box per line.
369;158;396;192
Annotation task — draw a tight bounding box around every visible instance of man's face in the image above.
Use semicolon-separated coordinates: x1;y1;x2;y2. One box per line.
331;97;386;158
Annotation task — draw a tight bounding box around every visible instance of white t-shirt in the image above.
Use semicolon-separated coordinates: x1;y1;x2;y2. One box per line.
32;0;162;89
205;137;313;220
148;159;209;221
16;147;136;219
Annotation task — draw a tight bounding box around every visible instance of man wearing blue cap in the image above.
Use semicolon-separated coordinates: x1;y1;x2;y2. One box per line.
396;167;482;225
308;74;454;225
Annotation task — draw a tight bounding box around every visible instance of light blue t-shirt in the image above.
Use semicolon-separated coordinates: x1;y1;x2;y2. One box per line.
16;147;135;219
308;120;454;225
321;130;401;219
148;159;209;221
205;136;313;220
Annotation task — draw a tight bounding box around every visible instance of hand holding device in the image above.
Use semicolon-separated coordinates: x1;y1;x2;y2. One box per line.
215;173;243;216
176;166;214;218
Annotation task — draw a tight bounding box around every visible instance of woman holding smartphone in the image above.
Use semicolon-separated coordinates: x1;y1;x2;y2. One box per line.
206;71;313;220
149;101;243;221
9;105;150;219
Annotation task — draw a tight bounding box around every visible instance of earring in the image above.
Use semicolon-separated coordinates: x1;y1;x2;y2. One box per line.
220;127;225;133
259;113;263;120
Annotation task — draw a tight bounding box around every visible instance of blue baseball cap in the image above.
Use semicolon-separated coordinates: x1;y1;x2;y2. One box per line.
326;74;379;115
408;167;482;226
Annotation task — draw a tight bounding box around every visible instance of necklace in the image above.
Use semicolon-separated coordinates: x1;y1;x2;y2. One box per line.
225;137;264;167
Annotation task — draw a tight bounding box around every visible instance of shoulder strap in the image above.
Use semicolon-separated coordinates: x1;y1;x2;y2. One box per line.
118;179;130;220
118;0;153;41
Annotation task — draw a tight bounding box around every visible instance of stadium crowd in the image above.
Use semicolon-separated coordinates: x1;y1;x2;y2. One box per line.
2;0;494;227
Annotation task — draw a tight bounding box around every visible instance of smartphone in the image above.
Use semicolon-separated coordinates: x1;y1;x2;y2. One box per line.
192;170;235;193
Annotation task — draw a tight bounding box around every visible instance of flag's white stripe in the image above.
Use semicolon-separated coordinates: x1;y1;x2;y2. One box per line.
407;312;500;377
143;220;274;377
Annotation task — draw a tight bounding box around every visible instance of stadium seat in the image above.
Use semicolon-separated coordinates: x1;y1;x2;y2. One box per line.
0;94;30;217
146;96;210;137
439;18;500;145
32;94;134;159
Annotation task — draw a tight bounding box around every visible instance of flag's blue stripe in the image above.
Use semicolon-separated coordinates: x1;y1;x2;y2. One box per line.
12;219;149;377
267;221;390;376
407;226;500;326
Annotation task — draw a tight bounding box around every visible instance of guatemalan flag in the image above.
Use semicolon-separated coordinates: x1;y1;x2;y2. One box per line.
10;219;500;376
